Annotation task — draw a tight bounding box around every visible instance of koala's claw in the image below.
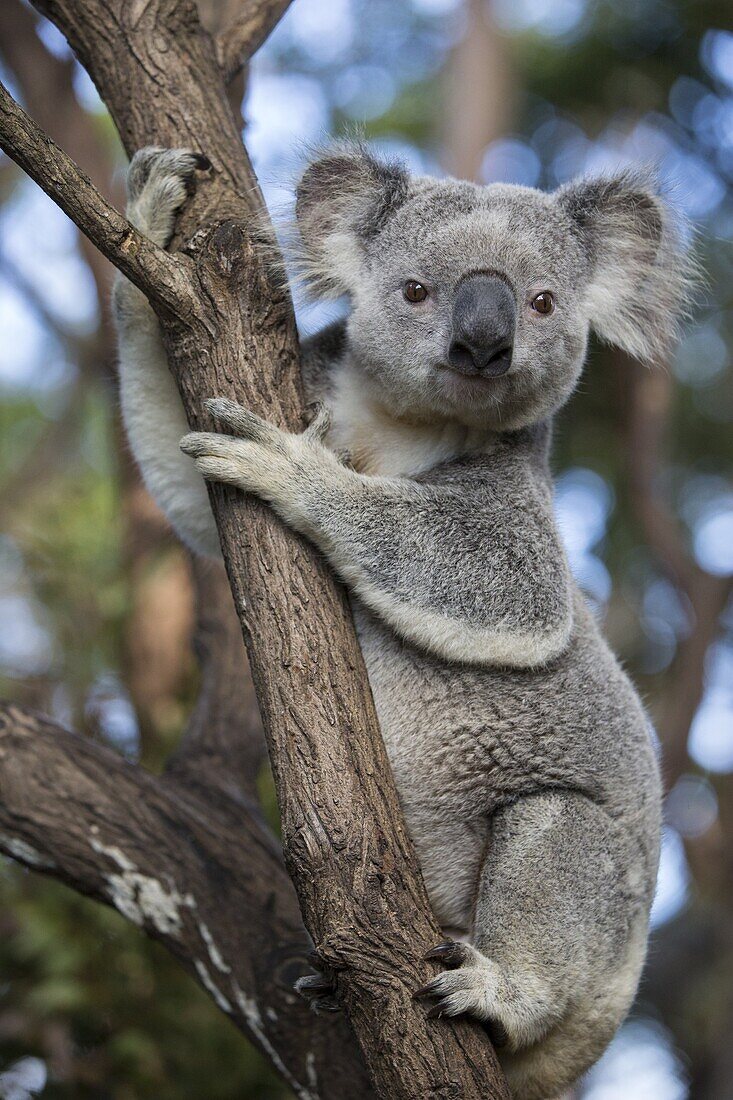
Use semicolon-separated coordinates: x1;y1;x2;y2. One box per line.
294;971;342;1015
414;939;470;1007
415;940;510;1047
423;940;469;967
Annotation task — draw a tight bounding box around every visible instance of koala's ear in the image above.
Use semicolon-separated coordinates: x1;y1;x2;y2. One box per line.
295;144;409;296
556;172;694;363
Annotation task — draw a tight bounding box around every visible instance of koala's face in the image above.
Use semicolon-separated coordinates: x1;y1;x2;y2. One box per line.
341;182;593;429
296;148;690;430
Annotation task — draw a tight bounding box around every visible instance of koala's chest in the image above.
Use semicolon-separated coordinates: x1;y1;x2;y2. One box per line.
326;380;493;477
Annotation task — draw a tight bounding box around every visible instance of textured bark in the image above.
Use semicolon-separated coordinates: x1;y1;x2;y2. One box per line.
0;1;509;1096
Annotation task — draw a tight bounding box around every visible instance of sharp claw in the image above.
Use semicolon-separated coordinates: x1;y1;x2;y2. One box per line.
311;997;341;1014
424;941;452;959
296;974;334;995
193;153;211;170
423;940;465;966
412;983;437;1001
426;1002;447;1020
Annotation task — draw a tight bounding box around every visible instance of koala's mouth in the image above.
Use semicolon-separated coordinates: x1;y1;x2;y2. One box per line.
439;345;513;385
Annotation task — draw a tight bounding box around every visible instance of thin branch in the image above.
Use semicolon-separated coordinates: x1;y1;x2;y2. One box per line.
0;701;374;1100
0;80;191;313
215;0;293;82
0;0;121;314
0;250;103;373
659;572;733;791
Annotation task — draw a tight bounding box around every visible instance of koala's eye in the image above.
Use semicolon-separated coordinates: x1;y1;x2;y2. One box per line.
404;280;428;303
530;291;554;315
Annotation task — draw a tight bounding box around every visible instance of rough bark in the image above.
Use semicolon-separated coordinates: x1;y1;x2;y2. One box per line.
0;2;509;1097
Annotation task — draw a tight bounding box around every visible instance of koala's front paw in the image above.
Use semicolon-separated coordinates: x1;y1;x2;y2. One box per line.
180;399;289;495
125;147;211;248
415;940;545;1052
180;397;337;531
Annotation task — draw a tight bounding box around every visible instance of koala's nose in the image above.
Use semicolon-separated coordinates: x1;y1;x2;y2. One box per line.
448;273;515;377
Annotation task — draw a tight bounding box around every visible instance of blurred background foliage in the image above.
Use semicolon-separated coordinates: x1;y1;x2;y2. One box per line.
0;0;732;1095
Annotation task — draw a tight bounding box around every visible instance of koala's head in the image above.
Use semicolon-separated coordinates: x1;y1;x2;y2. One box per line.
295;144;693;430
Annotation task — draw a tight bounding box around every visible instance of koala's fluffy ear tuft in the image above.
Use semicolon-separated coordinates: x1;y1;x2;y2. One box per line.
556;171;696;363
295;144;409;296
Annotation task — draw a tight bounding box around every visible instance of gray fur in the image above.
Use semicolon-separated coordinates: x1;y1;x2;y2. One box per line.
113;146;684;1099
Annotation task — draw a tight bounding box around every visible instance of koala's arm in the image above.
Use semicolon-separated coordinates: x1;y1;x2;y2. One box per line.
115;279;223;557
181;402;573;668
113;149;222;557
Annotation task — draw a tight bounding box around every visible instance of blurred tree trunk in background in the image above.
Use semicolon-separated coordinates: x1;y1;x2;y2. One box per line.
443;0;514;182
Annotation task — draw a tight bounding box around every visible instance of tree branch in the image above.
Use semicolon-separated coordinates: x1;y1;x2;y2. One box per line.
215;0;293;82
5;1;510;1094
0;80;190;312
0;701;374;1100
659;572;733;790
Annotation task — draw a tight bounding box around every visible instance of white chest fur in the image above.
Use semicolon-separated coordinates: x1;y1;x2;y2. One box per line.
326;366;495;477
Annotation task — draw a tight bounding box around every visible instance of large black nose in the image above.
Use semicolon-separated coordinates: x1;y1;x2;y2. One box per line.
448;273;515;377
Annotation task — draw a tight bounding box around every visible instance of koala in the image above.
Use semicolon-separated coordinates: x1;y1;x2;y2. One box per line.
113;144;690;1099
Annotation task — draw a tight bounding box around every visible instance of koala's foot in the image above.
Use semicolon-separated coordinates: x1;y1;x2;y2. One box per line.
294;954;341;1015
415;940;554;1052
125;147;211;248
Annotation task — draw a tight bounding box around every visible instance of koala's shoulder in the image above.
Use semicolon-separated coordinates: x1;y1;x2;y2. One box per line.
301;319;347;401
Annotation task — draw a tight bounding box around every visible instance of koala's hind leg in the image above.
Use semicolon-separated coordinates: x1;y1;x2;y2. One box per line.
416;791;649;1099
114;148;221;557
